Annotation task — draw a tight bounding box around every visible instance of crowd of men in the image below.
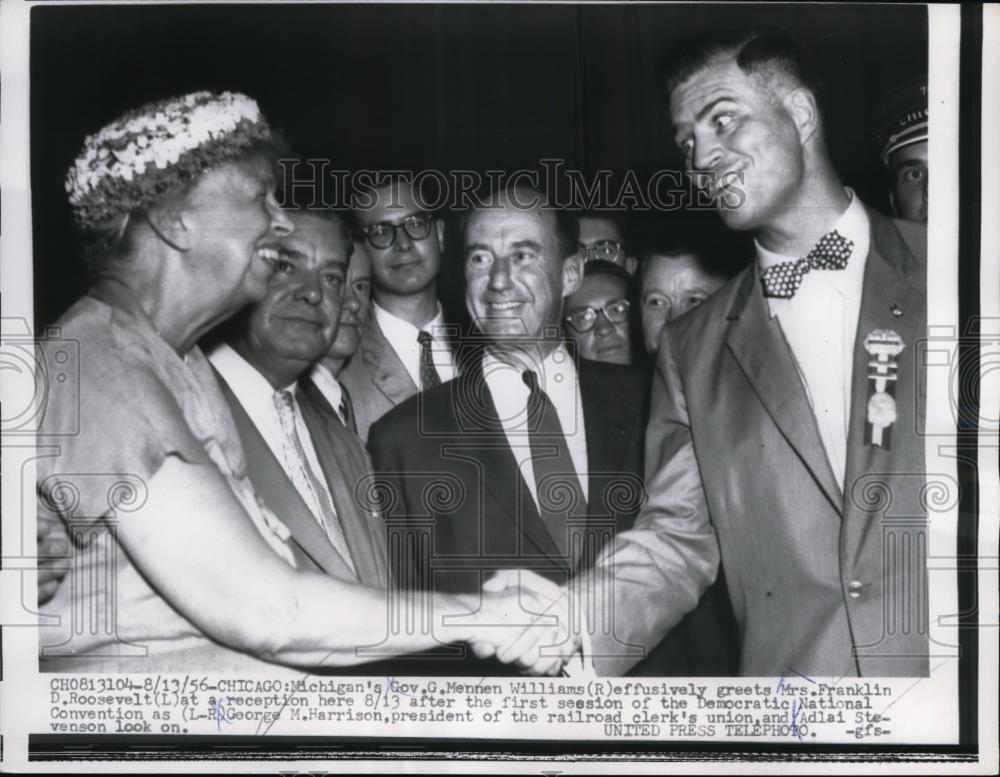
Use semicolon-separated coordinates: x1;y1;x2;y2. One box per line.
42;28;930;678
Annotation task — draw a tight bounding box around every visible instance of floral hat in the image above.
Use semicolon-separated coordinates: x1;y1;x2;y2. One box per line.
66;91;273;230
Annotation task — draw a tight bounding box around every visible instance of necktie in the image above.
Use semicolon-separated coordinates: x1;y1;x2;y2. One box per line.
272;391;355;574
338;382;356;435
760;230;854;299
417;330;441;389
522;370;586;560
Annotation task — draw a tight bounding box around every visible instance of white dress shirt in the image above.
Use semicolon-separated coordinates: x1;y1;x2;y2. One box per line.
309;362;349;426
756;190;870;492
482;344;589;507
208;343;339;531
373;300;456;388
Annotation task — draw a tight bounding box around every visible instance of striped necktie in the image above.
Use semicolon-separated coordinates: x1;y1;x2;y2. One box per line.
272;390;355;574
417;330;442;389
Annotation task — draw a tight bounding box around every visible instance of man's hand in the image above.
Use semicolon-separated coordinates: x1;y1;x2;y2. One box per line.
466;569;580;675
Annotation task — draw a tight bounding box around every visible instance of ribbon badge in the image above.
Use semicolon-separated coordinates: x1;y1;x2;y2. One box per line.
863;329;905;449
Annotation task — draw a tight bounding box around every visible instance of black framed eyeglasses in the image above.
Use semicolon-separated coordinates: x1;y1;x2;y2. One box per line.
564;298;631;334
579;240;626;263
358;212;433;249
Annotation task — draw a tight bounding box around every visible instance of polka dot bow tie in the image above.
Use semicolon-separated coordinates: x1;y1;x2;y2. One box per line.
760;230;855;299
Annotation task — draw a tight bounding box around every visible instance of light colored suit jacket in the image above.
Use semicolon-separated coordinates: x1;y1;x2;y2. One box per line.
588;208;929;678
338;315;419;443
216;373;389;588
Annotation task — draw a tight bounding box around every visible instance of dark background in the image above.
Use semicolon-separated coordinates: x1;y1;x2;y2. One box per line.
31;2;928;327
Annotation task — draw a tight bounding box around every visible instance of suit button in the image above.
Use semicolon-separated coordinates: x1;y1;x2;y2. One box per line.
848;581;864;599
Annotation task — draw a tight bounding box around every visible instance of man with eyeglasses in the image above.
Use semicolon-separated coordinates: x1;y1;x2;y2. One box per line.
577;212;638;276
563;260;634;366
339;177;456;441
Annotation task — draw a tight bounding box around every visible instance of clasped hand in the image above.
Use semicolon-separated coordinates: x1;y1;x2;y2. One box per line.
466;569;581;675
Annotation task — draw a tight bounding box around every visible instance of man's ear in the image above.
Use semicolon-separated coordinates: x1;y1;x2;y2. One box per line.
146;201;194;252
435;217;446;251
784;87;819;146
561;252;584;297
888;191;899;218
625;255;639;275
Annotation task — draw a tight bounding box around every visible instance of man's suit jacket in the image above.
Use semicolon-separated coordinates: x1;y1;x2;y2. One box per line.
338;314;419;443
369;356;738;676
215;373;389;588
588;208;929;678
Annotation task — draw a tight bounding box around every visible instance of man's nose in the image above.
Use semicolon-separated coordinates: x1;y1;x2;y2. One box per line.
488;257;513;291
295;271;324;305
691;133;724;180
392;224;412;251
594;310;616;336
343;287;361;314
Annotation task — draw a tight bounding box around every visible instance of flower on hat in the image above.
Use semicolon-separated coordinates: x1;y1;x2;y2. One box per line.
66;91;273;230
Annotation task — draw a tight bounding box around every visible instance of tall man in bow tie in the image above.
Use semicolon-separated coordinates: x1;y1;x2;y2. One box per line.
529;29;929;678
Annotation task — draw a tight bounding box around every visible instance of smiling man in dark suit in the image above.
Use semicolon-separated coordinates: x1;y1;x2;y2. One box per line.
368;185;736;675
370;185;645;591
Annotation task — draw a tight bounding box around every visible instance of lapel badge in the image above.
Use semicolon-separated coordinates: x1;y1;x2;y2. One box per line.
890;303;903;318
863;329;904;448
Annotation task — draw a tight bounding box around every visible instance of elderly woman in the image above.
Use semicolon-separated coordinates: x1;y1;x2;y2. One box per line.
36;92;569;674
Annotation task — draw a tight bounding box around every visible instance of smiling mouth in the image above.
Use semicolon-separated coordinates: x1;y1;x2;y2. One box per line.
256;246;280;267
710;167;746;198
487;301;524;313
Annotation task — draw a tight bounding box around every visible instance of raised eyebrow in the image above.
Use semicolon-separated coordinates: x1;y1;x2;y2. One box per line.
320;260;349;274
277;247;309;262
510;240;543;252
695;96;738;123
464;242;493;257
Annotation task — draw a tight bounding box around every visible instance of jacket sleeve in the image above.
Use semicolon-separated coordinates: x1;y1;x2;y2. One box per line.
368;416;422;592
580;327;721;676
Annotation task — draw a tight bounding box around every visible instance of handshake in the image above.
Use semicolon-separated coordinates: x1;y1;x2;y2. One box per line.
444;569;588;677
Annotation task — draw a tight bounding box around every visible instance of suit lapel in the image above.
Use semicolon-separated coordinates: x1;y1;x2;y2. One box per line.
361;315;418;406
725;268;844;515
578;362;631;568
214;375;354;578
843;210;926;511
447;366;564;561
299;381;388;588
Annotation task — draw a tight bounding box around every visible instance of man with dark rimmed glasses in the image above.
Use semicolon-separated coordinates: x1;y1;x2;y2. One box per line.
563;259;634;366
339;176;457;441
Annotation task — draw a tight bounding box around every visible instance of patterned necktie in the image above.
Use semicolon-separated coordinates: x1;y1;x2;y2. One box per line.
417;330;441;389
272;391;355;574
522;370;586;560
337;381;356;435
760;230;855;299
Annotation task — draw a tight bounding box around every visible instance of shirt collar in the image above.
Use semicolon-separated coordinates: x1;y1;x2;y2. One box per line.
310;362;343;406
482;342;578;395
755;188;868;269
373;299;445;343
207;342;298;403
